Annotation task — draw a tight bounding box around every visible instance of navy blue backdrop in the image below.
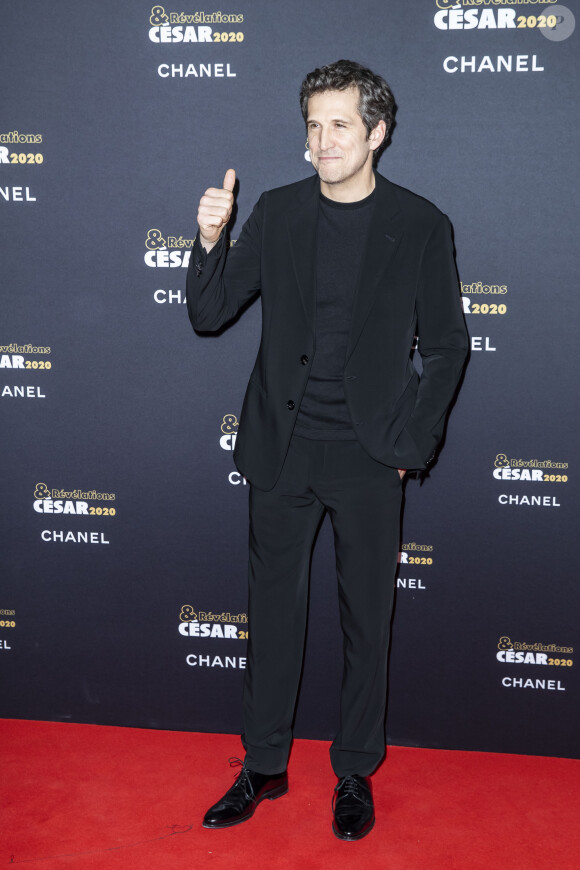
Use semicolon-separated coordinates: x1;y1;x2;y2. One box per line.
1;0;578;758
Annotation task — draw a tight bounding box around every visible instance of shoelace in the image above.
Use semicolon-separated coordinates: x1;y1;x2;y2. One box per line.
228;756;256;800
333;775;372;809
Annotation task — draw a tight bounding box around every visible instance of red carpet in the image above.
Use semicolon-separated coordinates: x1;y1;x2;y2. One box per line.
1;720;579;869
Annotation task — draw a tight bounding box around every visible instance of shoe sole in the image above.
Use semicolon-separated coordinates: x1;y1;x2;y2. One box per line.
332;816;375;841
202;783;289;829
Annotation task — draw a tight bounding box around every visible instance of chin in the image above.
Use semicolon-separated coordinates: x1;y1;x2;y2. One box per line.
315;165;344;184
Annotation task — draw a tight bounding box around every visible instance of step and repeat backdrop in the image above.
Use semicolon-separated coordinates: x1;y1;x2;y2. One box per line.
2;0;578;758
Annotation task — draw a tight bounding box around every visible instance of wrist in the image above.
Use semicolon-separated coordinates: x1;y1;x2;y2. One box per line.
198;231;219;254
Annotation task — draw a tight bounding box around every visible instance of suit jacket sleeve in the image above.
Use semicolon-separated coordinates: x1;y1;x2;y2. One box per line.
186;194;264;332
398;213;468;467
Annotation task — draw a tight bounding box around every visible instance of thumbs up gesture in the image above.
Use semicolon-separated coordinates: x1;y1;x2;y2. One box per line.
197;169;236;250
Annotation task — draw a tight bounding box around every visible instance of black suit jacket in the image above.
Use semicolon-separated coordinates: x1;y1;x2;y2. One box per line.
187;172;468;490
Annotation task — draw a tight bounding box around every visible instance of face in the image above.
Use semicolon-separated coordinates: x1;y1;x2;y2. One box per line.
306;87;385;196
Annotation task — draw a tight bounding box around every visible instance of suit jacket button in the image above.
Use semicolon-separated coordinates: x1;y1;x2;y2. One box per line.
287;400;295;410
300;355;309;365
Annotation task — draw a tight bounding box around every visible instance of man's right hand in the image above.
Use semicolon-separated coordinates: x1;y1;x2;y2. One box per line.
197;168;236;252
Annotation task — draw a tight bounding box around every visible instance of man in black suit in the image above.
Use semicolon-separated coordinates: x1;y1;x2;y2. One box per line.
187;60;468;840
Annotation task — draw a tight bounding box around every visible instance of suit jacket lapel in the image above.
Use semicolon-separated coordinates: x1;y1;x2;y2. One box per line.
287;175;320;331
346;174;403;362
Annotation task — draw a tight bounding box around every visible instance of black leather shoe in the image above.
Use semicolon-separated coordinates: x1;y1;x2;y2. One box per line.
332;774;375;840
202;757;288;828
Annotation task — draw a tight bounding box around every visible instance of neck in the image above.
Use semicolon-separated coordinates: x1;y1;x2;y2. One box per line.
319;164;375;203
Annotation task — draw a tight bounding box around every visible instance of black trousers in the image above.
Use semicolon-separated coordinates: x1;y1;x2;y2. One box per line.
241;434;402;778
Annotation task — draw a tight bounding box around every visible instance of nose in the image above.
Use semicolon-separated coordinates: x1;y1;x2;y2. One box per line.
318;125;334;152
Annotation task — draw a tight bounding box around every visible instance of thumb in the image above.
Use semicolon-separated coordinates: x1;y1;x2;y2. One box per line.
223;168;236;192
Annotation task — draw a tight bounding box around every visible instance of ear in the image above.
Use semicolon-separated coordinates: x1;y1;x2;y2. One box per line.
369;119;387;152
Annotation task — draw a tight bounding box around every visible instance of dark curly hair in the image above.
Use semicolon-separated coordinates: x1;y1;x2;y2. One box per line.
300;59;396;160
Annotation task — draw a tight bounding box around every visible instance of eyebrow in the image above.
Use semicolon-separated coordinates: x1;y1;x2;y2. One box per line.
307;117;352;124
